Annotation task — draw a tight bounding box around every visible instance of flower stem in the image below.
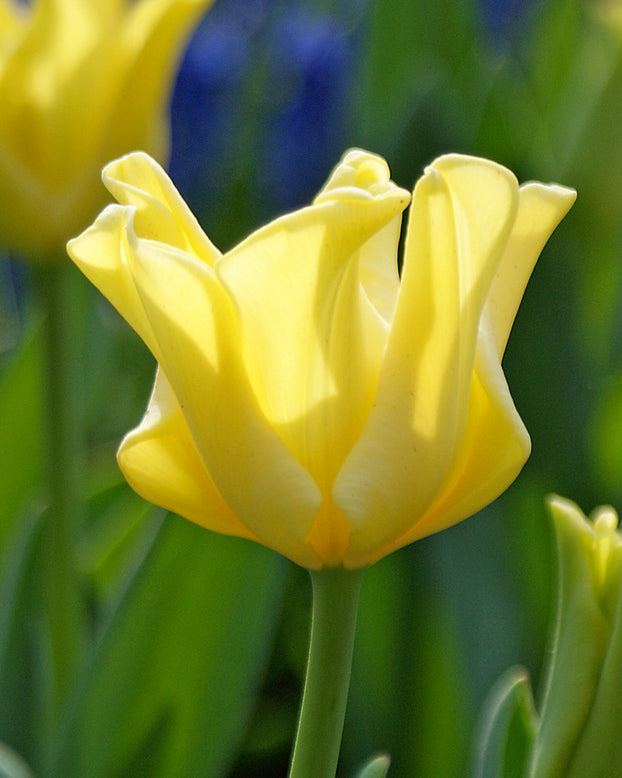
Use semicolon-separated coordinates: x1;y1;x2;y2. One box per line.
32;261;86;711
288;566;364;778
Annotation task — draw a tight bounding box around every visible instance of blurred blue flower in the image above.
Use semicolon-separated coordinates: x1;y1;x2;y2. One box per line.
0;258;28;354
480;0;542;47
256;5;358;215
169;0;365;226
169;0;268;207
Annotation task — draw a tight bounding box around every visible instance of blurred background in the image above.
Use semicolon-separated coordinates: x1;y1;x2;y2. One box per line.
1;0;621;775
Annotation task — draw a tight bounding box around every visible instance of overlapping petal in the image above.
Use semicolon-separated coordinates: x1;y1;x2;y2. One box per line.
67;203;160;359
118;368;260;542
335;155;522;563
125;234;323;569
341;180;577;566
103;152;220;263
67;152;221;358
217;151;409;496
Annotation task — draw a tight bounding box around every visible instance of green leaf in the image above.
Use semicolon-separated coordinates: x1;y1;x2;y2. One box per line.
0;506;47;771
345;550;468;777
0;326;45;552
48;515;286;778
474;666;538;778
355;753;391;778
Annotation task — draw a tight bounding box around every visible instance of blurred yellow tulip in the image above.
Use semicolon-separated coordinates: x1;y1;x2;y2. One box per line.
0;0;212;260
67;149;575;568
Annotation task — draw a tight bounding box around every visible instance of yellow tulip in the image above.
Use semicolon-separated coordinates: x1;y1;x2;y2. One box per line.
67;149;575;569
0;0;212;260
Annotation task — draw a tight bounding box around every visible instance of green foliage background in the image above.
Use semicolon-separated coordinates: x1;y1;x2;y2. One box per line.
1;0;621;775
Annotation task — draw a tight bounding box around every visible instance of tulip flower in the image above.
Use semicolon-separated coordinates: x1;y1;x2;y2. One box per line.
0;0;213;260
67;148;575;570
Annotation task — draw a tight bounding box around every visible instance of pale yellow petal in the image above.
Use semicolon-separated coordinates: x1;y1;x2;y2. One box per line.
348;328;530;567
0;0;27;58
487;182;577;357
216;150;409;562
315;150;403;325
335;155;520;561
66;204;161;360
118;367;260;542
102;151;221;264
125;235;323;569
67;152;220;357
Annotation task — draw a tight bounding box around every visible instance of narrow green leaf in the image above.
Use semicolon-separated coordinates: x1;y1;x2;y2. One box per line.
0;506;47;772
49;515;286;778
474;666;538;778
0;326;44;551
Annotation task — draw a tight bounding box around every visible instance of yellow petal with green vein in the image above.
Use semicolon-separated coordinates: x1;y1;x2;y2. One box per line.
335;155;519;564
127;236;323;569
118;367;260;542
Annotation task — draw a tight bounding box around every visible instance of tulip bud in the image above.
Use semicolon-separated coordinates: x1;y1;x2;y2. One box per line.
475;495;622;777
527;495;622;777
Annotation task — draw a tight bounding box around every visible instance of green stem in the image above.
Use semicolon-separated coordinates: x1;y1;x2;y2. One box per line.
288;566;364;778
32;261;86;710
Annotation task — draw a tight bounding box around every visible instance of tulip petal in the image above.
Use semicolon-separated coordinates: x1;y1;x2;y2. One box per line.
487;182;577;357
67;204;161;360
363;329;530;565
366;185;577;563
335;155;520;564
0;1;26;57
67;152;221;358
315;150;403;325
216;150;409;504
102;151;221;265
0;0;119;183
125;235;323;569
357;217;402;326
118;367;260;542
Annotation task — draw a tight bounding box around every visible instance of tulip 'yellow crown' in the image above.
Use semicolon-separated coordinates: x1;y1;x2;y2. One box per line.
68;149;575;568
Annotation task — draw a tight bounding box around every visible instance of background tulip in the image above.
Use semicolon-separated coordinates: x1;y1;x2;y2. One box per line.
0;0;213;260
67;148;574;570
